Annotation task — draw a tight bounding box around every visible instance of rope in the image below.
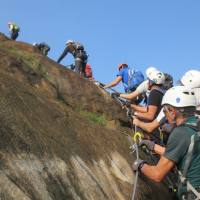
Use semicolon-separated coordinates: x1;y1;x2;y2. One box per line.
97;81;140;199
131;124;139;200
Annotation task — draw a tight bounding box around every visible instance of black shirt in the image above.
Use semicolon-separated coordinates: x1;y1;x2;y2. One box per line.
148;89;164;118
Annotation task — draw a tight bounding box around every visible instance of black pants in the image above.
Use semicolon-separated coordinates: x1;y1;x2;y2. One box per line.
10;31;19;40
75;59;86;77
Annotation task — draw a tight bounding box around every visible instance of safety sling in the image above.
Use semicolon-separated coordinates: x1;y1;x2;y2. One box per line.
178;123;200;200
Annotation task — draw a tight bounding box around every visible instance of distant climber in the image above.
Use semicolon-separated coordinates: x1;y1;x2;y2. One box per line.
85;63;94;80
8;22;20;40
57;40;88;77
33;42;50;56
104;63;144;93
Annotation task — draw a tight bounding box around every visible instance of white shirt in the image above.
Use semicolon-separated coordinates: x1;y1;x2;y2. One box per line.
192;88;200;111
136;80;150;96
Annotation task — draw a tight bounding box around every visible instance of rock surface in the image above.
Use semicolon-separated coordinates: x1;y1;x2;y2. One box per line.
0;34;175;200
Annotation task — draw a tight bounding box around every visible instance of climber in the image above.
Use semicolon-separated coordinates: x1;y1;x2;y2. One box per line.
57;40;88;77
119;67;173;103
33;42;50;56
129;70;166;121
132;86;200;200
8;22;20;40
103;63;144;93
119;66;157;101
132;69;200;134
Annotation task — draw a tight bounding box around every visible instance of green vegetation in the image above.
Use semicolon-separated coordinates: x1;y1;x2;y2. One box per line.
1;46;48;78
78;109;107;127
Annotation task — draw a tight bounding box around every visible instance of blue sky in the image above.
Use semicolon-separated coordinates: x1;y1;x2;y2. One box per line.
1;0;200;92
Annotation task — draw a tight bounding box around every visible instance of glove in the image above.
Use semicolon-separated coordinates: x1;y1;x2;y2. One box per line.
132;159;146;172
133;117;140;126
139;140;155;151
111;92;120;98
123;101;131;107
99;82;105;87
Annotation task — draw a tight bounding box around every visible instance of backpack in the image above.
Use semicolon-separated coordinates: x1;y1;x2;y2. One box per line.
85;64;93;79
75;42;88;61
76;42;84;51
13;24;20;31
124;68;144;91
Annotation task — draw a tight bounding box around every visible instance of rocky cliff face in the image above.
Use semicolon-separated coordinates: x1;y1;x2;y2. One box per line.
0;33;174;200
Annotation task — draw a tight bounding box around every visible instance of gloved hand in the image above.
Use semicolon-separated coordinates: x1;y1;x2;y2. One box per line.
139;140;155;151
132;159;146;172
99;82;105;87
123;101;131;107
133;117;140;126
111;92;120;98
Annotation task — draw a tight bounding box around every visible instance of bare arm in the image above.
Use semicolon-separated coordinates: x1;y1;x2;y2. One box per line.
57;47;69;63
141;156;175;182
104;76;122;89
136;105;158;121
131;104;147;113
120;90;140;100
154;144;166;155
133;118;160;133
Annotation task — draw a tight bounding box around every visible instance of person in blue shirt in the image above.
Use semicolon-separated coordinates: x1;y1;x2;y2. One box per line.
104;63;144;93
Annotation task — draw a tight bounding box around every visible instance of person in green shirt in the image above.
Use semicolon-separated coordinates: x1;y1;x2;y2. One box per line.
132;86;200;200
8;22;20;40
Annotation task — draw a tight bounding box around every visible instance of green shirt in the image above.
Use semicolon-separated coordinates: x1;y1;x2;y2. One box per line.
163;117;200;197
9;23;19;31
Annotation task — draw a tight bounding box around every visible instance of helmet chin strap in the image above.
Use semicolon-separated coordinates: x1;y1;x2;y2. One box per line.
165;106;177;124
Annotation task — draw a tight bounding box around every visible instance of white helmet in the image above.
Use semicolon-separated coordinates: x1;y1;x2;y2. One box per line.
192;88;200;110
33;42;37;46
146;66;157;77
66;40;74;45
148;70;165;85
162;86;196;107
180;70;200;89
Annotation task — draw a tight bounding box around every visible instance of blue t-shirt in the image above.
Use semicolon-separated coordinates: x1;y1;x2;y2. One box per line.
117;68;144;92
